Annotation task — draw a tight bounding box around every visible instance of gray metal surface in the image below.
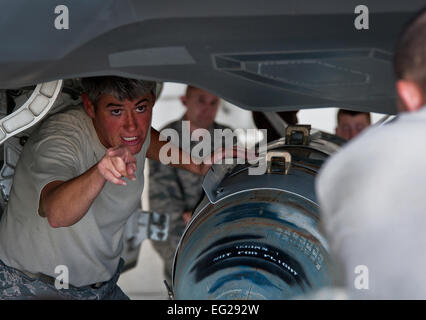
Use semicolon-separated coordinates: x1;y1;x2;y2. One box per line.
173;134;342;299
202;131;342;205
174;190;335;300
0;1;424;114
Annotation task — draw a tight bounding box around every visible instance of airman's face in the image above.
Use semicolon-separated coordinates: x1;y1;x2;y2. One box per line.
181;88;220;129
83;92;155;155
336;114;370;141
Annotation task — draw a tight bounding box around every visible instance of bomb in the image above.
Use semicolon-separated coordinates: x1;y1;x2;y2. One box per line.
172;126;344;299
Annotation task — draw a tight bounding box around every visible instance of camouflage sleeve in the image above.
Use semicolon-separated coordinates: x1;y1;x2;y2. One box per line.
148;159;186;225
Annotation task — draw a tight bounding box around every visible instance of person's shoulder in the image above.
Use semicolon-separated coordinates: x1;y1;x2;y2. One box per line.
317;113;425;188
329;117;401;159
395;107;426;131
317;125;386;184
42;105;89;129
354;110;426;150
32;106;91;145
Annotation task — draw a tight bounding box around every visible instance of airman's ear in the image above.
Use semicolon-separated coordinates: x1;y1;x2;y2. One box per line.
396;80;425;112
82;93;95;119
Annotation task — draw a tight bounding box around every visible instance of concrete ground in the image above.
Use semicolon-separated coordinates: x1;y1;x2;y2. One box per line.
117;240;169;300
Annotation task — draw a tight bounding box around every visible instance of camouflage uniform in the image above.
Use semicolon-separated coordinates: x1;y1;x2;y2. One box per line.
0;258;129;300
0;91;6;220
149;118;230;285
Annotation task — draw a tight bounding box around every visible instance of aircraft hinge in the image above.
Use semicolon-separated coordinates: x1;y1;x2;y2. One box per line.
285;124;311;145
266;151;292;175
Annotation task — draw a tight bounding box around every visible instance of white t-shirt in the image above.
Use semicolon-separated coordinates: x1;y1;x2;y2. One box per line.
0;106;150;287
316;106;426;299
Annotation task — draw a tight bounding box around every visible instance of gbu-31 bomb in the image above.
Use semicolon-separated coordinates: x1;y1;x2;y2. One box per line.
172;126;344;299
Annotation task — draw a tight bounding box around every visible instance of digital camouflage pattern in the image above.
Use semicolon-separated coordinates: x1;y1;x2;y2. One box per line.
0;258;129;300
